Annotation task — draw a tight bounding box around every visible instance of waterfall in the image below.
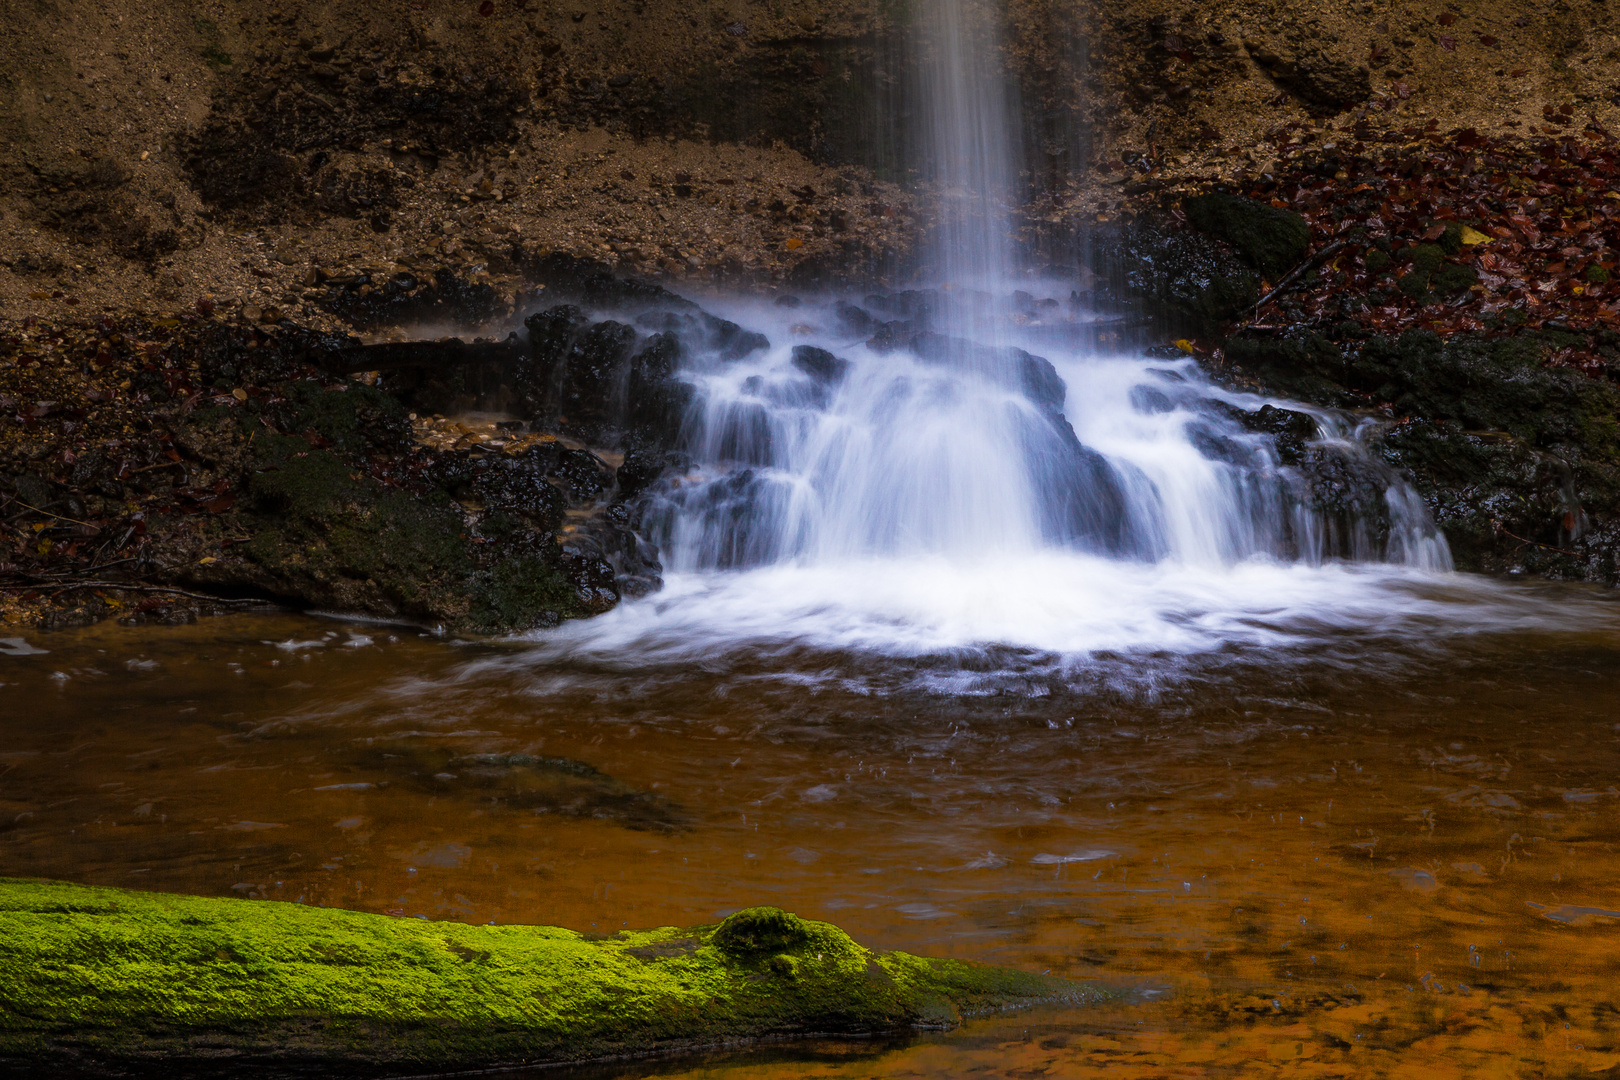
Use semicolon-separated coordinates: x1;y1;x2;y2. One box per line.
528;0;1455;671
916;0;1021;289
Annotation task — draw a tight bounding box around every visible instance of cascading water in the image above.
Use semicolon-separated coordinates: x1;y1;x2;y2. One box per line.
526;0;1462;677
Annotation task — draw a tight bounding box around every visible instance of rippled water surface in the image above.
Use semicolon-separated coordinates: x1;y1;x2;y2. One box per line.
7;585;1620;1077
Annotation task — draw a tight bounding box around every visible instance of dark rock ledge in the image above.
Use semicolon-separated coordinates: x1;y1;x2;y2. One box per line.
0;258;722;632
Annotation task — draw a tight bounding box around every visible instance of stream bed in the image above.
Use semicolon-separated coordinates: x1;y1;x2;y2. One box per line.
5;585;1620;1077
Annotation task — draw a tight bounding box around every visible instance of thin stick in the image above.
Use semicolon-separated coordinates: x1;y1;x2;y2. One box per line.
1495;521;1580;557
2;498;101;530
0;558;143;583
2;581;279;606
1239;240;1349;323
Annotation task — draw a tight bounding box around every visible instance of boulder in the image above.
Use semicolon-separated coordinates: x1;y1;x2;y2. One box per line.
1183;192;1310;278
0;880;1108;1075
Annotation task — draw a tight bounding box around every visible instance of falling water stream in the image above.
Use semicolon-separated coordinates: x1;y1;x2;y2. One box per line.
8;3;1620;1078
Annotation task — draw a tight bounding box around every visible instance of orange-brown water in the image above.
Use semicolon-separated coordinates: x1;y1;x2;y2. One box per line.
5;608;1620;1077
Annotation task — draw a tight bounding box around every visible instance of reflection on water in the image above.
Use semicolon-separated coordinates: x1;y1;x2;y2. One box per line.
5;600;1620;1076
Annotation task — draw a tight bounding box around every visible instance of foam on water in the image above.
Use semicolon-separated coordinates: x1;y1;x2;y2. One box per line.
520;554;1598;673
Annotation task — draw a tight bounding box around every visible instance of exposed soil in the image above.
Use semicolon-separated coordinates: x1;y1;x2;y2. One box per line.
1017;0;1620;231
0;0;916;322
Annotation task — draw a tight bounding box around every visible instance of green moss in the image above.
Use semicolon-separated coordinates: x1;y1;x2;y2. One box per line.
1182;192;1310;277
1588;265;1611;284
1430;261;1478;295
1364;248;1391;275
0;881;1106;1073
1436;222;1464;256
1397;244;1447;299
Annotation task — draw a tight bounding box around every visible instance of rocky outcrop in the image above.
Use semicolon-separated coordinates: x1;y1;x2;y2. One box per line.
1242;36;1371;117
1221;326;1620;579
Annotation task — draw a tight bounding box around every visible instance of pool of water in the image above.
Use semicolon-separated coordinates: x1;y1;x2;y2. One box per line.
5;580;1620;1077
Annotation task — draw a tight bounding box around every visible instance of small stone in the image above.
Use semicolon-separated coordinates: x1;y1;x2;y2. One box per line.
42;92;54;103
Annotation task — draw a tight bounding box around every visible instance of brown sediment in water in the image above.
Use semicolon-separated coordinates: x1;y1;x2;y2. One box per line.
3;610;1620;1075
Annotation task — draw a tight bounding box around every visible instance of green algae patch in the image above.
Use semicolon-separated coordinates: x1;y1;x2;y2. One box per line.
0;881;1106;1075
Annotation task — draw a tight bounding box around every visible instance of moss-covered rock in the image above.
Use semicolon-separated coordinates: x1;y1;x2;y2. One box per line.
170;374;619;632
1182;192;1310;277
0;880;1106;1075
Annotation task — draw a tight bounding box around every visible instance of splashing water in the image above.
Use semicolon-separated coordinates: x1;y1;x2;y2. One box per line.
514;1;1500;679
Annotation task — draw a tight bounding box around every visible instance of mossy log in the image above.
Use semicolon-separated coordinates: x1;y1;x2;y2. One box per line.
0;879;1106;1077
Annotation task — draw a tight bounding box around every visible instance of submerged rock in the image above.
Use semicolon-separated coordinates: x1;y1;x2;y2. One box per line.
0;880;1107;1074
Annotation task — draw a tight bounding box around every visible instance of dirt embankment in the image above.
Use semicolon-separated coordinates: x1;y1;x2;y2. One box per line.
0;0;917;322
5;0;1620;315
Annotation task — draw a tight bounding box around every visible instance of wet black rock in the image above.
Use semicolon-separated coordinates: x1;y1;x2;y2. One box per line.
1216;401;1317;465
1087;218;1259;331
1288;445;1399;560
633;309;769;362
561;322;640;439
903;332;1066;412
1129;384;1173;414
639;467;778;571
522;252;694;313
834;301;877;336
626;332;693;448
791;345;850;385
616;445;688;502
1186;423;1257;467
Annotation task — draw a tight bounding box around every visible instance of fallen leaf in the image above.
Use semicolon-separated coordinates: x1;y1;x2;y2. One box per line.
783;238;804;251
1438;11;1457;26
197;556;219;565
1173;339;1198;355
1439;34;1456;50
1458;226;1493;246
